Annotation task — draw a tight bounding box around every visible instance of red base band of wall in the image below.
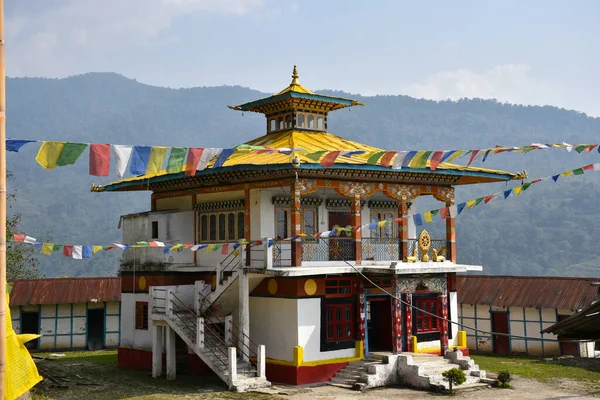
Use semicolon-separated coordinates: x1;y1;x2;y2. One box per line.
117;347;214;376
266;361;349;385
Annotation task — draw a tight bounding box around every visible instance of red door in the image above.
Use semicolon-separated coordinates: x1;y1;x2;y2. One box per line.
557;315;579;356
491;312;510;355
328;212;351;230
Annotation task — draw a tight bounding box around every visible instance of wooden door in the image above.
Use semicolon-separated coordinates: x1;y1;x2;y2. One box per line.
491;312;510;355
557;315;579;356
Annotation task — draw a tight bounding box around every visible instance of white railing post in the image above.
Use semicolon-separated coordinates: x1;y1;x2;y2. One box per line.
194;281;203;315
257;344;266;379
216;260;224;291
149;287;156;318
224;315;233;346
237;243;244;269
228;347;237;387
197;317;204;349
264;237;273;270
165;289;173;318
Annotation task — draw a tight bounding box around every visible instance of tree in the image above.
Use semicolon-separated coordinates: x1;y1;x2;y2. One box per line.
6;171;42;281
442;367;467;394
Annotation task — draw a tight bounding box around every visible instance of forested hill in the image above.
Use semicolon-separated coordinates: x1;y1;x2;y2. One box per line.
6;72;600;278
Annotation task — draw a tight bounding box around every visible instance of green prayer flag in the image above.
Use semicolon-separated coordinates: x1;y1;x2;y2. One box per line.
522;182;532;190
574;145;587;153
56;143;88;166
166;147;187;173
573;168;584;175
52;244;63;252
137;241;150;247
474;197;484;206
305;150;327;162
366;151;387;165
237;144;264;150
521;147;535;154
430;209;439;216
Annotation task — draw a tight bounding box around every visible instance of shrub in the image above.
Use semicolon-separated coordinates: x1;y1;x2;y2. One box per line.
442;368;467;394
497;370;512;388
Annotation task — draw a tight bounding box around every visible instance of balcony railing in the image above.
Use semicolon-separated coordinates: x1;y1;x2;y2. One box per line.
301;237;356;262
361;238;401;261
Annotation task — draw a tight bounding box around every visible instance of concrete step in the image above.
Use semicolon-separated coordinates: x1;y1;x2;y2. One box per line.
330;377;357;385
334;371;363;379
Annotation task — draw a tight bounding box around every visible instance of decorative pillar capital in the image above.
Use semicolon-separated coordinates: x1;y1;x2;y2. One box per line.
385;184;421;202
335;181;378;199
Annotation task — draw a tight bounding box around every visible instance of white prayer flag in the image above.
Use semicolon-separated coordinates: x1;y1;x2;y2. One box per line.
113;145;133;178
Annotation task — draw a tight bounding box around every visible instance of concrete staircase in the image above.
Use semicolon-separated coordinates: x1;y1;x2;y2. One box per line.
330;350;492;392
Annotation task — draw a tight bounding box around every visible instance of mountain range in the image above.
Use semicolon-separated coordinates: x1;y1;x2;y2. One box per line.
6;72;600;278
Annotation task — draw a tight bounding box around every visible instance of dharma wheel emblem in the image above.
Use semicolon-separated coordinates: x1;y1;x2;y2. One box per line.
418;230;431;262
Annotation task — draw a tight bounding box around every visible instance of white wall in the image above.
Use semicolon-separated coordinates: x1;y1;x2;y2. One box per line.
297;298;356;362
249;297;298;362
121;293;152;350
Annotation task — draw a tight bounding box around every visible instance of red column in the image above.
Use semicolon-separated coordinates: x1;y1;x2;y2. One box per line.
399;202;409;260
439;292;449;356
405;294;413;352
352;194;362;265
392;299;402;353
446;200;456;263
291;180;302;266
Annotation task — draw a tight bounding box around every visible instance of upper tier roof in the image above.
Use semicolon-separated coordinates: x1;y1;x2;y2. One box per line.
93;130;521;192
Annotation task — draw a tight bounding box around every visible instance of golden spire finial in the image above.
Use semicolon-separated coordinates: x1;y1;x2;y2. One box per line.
291;65;299;85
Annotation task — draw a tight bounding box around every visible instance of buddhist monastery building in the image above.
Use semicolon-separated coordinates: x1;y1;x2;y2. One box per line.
93;67;526;391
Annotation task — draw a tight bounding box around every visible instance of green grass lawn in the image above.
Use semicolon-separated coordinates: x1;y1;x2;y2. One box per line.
470;352;600;385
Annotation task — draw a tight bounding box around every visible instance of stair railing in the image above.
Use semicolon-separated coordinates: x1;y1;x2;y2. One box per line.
169;292;229;369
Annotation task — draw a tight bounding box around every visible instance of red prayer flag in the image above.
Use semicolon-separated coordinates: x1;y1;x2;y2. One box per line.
467;150;480;166
429;150;444;170
586;145;598;152
320;151;341;167
379;151;397;167
583;164;595;171
221;244;229;254
62;245;74;256
484;195;494;204
439;208;449;219
185;148;204;176
89;144;111;176
13;233;25;242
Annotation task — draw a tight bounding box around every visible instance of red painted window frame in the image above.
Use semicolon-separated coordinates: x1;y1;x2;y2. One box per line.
325;303;354;341
415;298;441;334
135;301;149;330
324;278;354;298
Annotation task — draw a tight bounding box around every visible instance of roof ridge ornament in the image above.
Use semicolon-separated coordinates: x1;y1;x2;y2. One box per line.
291;65;299;85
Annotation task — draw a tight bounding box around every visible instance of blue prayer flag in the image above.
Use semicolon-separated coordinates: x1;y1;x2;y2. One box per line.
401;151;418;168
82;246;93;258
6;139;36;152
214;148;235;168
503;189;512;199
552;175;560;182
457;203;467;214
413;214;423;226
130;146;152;175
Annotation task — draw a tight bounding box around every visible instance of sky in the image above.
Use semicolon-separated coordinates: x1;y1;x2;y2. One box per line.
5;0;600;116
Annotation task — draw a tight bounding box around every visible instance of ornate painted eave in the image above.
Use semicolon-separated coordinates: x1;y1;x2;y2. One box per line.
93;163;516;193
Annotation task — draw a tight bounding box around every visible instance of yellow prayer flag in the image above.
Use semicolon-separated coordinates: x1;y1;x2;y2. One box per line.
445;150;465;163
146;146;169;175
41;243;54;255
92;246;103;255
206;244;216;253
513;186;522;195
35;142;65;169
170;244;184;252
561;171;572;177
423;211;432;223
377;220;387;227
466;199;476;209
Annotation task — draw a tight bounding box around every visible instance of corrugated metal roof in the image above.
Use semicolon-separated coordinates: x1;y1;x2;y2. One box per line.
9;277;121;306
456;275;600;311
542;301;600;340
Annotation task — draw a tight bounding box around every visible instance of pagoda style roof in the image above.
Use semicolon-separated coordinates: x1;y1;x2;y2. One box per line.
228;66;364;114
93;130;521;193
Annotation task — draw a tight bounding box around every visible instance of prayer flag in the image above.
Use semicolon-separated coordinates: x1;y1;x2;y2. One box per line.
449;205;458;218
368;222;378;229
587;145;598;152
522;183;532;191
366;151;387;165
409;150;432;169
41;243;54;255
320;151;341;167
467;150;480;166
379;151;397;167
513;187;522;195
445;150;465;163
583;164;595;171
146;146;168;175
377;220;386;227
113;145;133;178
573;168;584;175
474;197;484;206
56;143;88;166
13;234;25;242
484;195;494;204
413;214;423;226
82;246;93;259
423;212;432;223
503;189;512;199
440;150;457;163
170;244;184;252
166;147;187;173
439;208;449;219
429;151;444;170
574;145;587;153
431;209;439;216
481;149;492;162
221;244;229;254
594;163;600;171
52;244;62;252
89;144;111;176
392;151;408;170
6;139;35;152
206;244;216;252
214;148;235;168
457;203;466;214
466;200;476;209
402;151;418;168
36;142;65;169
340;150;365;157
62;245;73;257
162;246;173;254
198;148;221;170
24;236;36;244
130;146;152;175
552;175;560;182
561;171;572;177
305;150;328;162
184;148;204;175
92;246;103;255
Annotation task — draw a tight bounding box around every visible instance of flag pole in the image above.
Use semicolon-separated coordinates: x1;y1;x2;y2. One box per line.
0;0;7;395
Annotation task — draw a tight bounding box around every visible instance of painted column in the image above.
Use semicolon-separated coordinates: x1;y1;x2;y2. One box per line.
399;202;409;260
357;281;366;356
446;200;456;263
238;270;250;362
152;324;163;377
391;278;402;353
290;179;302;266
166;326;176;380
439;291;449;355
351;194;362;265
405;294;413;352
448;273;458;341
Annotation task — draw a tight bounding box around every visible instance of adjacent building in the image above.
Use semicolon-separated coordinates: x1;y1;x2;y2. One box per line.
457;275;599;357
92;67;524;389
9;277;121;351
